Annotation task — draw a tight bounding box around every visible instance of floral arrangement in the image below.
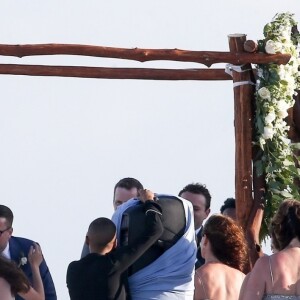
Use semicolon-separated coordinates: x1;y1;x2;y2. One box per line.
255;12;300;239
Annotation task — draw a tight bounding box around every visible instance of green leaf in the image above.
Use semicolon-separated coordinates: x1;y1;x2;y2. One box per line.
272;194;283;202
280;191;294;198
291;143;300;150
256;116;265;134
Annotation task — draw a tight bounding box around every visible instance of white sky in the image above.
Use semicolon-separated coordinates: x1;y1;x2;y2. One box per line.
0;1;299;299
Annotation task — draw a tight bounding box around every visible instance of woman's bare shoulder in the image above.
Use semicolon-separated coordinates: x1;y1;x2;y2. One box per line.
195;263;220;282
251;255;270;272
196;262;245;280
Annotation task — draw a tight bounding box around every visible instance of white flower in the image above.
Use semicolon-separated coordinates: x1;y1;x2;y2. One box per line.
280;136;291;145
257;69;263;78
259;137;266;148
258;87;271;99
262;126;274;139
20;257;27;266
286;85;296;97
281;28;291;39
18;254;28;268
255;14;300;233
274;120;287;130
265;40;282;54
265;40;276;54
288;58;299;74
265;111;276;124
278;65;286;79
277;100;290;118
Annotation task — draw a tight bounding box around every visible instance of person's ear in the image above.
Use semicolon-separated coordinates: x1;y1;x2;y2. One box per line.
201;234;208;246
85;235;90;246
113;237;117;249
6;227;13;240
205;208;211;217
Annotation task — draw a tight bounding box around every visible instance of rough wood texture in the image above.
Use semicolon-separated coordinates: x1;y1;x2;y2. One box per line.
0;44;290;67
244;40;258;53
291;93;300;141
0;64;232;80
288;93;300;188
228;34;254;229
228;34;262;270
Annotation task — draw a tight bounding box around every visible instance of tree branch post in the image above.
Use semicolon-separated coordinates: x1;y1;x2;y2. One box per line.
228;34;259;270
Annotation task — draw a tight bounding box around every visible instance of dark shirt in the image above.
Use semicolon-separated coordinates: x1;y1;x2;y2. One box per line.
66;201;163;300
195;227;205;269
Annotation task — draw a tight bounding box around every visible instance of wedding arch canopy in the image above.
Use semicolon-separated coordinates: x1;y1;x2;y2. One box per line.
0;33;296;267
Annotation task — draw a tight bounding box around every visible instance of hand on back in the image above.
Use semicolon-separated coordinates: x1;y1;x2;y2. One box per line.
139;189;155;202
28;243;43;268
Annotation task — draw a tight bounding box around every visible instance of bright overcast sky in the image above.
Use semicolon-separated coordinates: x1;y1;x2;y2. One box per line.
0;1;299;298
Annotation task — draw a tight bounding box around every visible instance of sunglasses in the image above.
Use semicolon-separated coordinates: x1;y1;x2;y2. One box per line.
0;227;11;236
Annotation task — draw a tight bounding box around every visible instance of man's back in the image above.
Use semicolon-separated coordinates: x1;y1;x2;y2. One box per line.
112;196;196;299
67;253;127;300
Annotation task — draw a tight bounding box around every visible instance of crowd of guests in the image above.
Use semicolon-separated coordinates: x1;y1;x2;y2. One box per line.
0;177;300;299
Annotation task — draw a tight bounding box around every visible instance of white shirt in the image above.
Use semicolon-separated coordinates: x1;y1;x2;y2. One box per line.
1;243;11;260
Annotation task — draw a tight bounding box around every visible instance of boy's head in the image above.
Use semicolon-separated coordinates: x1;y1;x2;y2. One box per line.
86;218;117;253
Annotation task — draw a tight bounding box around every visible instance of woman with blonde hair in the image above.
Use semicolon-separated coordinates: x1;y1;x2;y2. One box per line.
240;199;300;300
194;214;248;300
0;243;45;300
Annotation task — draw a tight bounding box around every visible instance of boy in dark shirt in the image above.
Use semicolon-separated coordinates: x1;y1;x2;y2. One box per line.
66;189;163;300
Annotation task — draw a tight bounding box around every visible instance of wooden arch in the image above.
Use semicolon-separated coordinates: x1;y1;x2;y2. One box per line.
0;35;295;267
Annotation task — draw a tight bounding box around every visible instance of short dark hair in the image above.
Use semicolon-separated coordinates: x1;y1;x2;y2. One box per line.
88;218;116;250
0;205;14;227
113;178;143;196
220;198;236;214
178;183;211;210
270;199;300;251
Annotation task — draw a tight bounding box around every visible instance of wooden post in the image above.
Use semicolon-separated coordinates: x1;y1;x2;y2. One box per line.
228;34;260;269
228;34;254;228
288;92;300;142
288;93;300;188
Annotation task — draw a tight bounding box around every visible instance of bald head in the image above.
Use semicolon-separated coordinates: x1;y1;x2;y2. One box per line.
87;218;116;253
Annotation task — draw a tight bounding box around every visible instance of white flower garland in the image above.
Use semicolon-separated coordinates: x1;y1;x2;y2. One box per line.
255;12;300;237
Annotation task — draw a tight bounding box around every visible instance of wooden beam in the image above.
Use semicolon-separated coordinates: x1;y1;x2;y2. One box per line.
0;44;291;67
0;64;232;81
228;34;254;231
228;34;260;269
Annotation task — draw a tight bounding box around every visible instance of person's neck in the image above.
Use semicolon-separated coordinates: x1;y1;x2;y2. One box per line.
204;253;220;264
90;246;113;255
195;226;202;234
285;237;300;249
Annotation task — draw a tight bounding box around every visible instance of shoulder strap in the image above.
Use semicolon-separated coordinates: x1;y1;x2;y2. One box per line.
268;256;274;292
